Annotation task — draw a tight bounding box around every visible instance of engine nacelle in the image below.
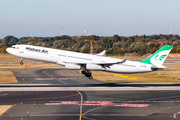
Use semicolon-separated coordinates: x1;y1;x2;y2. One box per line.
65;63;81;69
86;64;102;70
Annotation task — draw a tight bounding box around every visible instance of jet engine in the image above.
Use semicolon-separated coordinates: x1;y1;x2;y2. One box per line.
65;63;81;69
86;64;102;70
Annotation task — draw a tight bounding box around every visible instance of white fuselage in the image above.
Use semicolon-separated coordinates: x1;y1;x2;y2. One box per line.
6;45;153;74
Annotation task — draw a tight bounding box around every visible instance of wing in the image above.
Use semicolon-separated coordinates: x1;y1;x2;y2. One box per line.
97;58;127;65
61;58;127;67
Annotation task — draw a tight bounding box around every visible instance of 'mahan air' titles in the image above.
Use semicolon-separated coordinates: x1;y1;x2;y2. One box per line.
26;47;48;54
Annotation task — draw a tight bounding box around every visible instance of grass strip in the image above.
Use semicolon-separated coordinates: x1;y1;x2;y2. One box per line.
0;105;13;116
0;63;60;69
0;71;18;83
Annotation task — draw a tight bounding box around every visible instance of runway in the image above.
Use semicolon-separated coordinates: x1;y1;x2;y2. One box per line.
0;67;180;120
0;89;180;120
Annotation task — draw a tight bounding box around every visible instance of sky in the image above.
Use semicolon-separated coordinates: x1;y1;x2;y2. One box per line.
0;0;180;38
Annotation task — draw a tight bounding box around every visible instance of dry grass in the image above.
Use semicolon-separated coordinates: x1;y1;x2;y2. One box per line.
0;54;61;69
0;105;13;116
0;62;61;69
90;65;180;83
0;71;18;83
0;54;31;61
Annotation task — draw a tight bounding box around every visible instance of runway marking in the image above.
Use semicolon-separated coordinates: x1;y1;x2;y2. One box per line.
45;101;150;107
82;106;106;119
120;76;129;78
30;114;149;117
129;78;138;80
43;70;67;84
82;116;96;120
176;111;180;114
34;78;77;80
49;100;180;103
46;100;150;120
114;74;122;76
76;90;83;120
34;78;54;80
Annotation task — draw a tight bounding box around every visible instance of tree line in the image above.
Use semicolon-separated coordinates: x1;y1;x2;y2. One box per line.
1;34;180;55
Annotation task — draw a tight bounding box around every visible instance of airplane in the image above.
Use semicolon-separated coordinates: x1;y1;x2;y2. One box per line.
6;44;173;79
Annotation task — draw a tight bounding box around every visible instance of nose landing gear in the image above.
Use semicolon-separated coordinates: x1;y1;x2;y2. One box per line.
20;58;23;65
81;70;93;80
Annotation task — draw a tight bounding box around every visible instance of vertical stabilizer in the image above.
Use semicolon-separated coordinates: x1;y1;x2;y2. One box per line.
140;45;173;66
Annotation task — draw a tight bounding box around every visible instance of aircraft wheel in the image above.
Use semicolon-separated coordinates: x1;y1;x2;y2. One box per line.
20;62;23;65
81;70;86;74
85;73;89;77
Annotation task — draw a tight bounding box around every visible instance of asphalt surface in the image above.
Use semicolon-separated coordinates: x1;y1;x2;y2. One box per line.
0;90;180;120
10;67;103;85
0;62;180;120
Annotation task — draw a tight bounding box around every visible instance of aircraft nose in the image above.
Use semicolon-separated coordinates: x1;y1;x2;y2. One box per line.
6;48;11;53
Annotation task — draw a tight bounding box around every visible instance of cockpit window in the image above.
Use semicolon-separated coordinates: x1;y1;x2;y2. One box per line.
11;47;15;49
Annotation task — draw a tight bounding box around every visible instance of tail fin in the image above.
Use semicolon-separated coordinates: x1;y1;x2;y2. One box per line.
140;45;173;66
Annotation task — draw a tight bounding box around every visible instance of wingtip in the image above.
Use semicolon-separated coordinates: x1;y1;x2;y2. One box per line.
96;50;106;56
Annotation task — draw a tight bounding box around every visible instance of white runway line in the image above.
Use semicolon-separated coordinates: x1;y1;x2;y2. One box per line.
0;86;180;91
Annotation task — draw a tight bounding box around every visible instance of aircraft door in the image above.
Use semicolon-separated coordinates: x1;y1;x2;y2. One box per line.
19;47;25;54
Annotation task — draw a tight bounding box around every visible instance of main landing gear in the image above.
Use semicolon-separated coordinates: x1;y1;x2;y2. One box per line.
20;58;23;65
81;70;93;80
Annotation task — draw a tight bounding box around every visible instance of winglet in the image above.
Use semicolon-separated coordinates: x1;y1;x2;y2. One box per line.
118;58;127;63
96;50;106;56
140;45;173;66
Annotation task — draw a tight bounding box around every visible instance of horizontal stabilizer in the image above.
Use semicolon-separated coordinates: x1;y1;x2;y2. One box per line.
151;65;167;71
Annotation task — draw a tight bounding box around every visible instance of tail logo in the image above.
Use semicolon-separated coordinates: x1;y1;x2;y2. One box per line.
150;50;169;66
154;54;167;61
140;45;173;66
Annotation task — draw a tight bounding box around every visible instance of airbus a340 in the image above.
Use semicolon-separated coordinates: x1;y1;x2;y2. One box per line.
6;45;173;79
